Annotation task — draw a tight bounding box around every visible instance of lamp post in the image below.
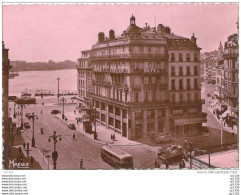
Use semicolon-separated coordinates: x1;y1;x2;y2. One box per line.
60;97;66;119
57;77;60;104
30;112;38;147
90;101;97;140
48;131;62;170
17;104;24;129
13;102;16;118
220;119;224;148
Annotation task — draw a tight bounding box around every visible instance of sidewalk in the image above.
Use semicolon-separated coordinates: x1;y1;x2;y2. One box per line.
12;144;52;170
56;111;142;146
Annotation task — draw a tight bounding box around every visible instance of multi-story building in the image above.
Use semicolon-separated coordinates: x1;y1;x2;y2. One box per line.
223;33;239;117
77;50;92;110
2;41;12;168
215;42;224;100
77;15;206;140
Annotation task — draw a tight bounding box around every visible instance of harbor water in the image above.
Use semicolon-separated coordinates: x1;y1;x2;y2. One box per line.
9;69;77;97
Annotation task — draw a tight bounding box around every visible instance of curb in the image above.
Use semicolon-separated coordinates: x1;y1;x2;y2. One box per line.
55;114;144;146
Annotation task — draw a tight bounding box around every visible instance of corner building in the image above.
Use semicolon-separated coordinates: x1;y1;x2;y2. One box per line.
77;15;206;140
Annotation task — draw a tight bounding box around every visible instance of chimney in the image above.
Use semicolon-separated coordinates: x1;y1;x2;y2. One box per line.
98;32;105;42
109;30;115;40
164;27;171;34
157;24;164;33
191;33;197;45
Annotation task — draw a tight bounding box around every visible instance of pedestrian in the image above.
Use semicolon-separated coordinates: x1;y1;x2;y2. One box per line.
19;146;22;154
41;110;42;114
74;110;76;114
73;133;76;141
80;159;83;169
26;142;30;157
182;160;186;168
111;134;113;140
165;162;169;169
23;143;26;150
30;156;33;167
179;162;182;169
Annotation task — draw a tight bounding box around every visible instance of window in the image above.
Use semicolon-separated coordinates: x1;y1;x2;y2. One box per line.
173;109;183;115
194;66;198;75
187;93;191;102
171;67;175;76
172;94;175;103
194;79;198;89
151;77;156;84
148;47;151;52
144;77;149;84
109;117;113;126
144;92;148;102
186;53;190;62
109;105;113;113
179;67;183;76
187;79;191;89
147;110;154;119
115;107;120;116
96;101;100;108
152;92;156;101
101;103;105;110
179;79;183;90
171;80;175;90
180;93;183;102
135;111;142;119
135;93;139;102
179;53;183;62
123;110;127;118
194;53;198;62
171;53;175;62
195;93;198;101
187;66;190;76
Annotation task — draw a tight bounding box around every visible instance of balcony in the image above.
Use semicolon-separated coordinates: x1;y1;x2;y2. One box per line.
90;53;169;60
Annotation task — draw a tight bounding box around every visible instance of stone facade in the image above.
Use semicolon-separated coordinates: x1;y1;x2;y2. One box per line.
77;15;207;140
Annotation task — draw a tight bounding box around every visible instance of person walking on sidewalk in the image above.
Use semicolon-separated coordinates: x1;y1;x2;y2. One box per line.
73;133;76;141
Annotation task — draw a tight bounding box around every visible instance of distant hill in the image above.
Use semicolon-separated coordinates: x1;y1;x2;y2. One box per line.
201;50;218;59
10;60;77;72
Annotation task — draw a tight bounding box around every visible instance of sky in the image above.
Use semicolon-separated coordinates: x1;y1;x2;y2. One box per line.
3;3;238;62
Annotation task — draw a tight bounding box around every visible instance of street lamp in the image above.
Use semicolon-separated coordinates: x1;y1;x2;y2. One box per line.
57;77;60;104
48;131;62;170
17;104;25;129
13;102;16;118
90;101;97;140
60;97;66;119
30;112;38;147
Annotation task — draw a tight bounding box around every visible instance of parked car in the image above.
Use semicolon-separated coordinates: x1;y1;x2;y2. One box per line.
25;113;31;117
67;123;76;130
51;110;60;114
24;122;30;129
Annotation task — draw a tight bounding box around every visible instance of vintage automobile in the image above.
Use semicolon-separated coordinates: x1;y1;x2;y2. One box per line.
51;110;60;114
24;122;30;129
67;123;76;130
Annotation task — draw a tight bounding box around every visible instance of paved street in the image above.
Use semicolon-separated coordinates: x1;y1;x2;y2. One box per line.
9;97;161;169
8;83;237;170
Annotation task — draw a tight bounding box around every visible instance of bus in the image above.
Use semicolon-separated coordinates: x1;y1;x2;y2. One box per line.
100;146;133;169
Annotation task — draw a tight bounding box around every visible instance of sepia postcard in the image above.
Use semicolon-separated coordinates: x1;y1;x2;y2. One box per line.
2;2;239;172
